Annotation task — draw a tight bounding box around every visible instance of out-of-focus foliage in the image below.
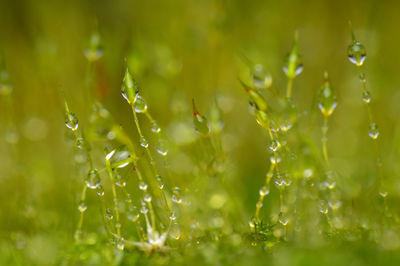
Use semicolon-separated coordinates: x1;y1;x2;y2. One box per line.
2;0;400;265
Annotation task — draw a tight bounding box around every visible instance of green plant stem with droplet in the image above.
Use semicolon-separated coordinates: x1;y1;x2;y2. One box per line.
130;105;171;215
104;151;122;239
348;25;387;209
144;111;173;185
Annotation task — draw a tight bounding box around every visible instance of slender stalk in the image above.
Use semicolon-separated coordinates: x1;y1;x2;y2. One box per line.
105;156;122;238
130;106;171;214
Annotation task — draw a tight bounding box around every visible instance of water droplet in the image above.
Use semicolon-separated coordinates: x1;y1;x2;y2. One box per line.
65;112;78;131
275;178;286;188
86;169;101;189
156;176;164;190
249;217;257;229
269;139;280;152
121;68;138;104
140;136;149;148
303;168;313;179
169;212;177;221
156;138;168;156
169;222;181;240
140;205;149;214
368;123;379;140
78;201;87;212
125;193;132;204
115;172;127;188
75;137;85;149
270;156;281;165
362;90;371;103
283;32;303;79
143;193;152;203
84;32;103;62
379;191;388;198
252;64;272;89
324;180;336;190
96;185;105;196
127;206;140;222
172;187;182;204
359;72;366;83
328;200;342;211
259;186;270;196
107;145;132;168
318;72;337;117
139;181;148;191
151;120;161;133
106;208;113;220
347;41;366;66
116;237;125;251
105;149;116;161
279;214;289;226
134;93;148;113
192;99;210;137
319;201;329;214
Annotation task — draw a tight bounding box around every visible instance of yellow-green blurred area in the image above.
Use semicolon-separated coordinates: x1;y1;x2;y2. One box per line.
2;0;400;265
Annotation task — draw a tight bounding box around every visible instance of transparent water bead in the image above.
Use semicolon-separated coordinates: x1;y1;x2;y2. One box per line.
192;99;210;137
156;138;168;156
116;237;125;251
134;93;148;113
324;179;336;190
140;136;149;148
249;217;258;229
127;206;140;222
143;194;152;203
270;156;281;165
172;187;182;204
252;64;272;89
169;212;177;221
269;139;280;152
84;32;103;62
319;201;329;214
75;137;86;149
275;179;286;188
379;191;388;198
169;222;181;240
259;186;270;196
106;208;113;220
140;205;149;214
121;67;138;104
359;72;366;83
156;175;165;190
65;112;79;131
328;200;342;211
78;201;87;212
107;145;132;168
86;169;101;189
139;181;148;191
279;214;289;226
347;41;366;66
283;31;303;79
151;120;161;133
96;185;105;197
362;90;371;103
368;123;379;140
115;172;127;188
318;72;337;117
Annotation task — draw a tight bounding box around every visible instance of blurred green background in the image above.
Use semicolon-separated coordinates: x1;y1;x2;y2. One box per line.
2;0;400;265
